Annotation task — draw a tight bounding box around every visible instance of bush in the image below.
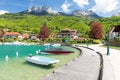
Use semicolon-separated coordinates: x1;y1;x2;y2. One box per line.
3;38;15;42
113;37;120;41
92;39;101;44
46;38;62;43
70;40;77;44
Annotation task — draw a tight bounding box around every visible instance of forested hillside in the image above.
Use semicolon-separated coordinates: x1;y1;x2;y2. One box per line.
0;13;120;37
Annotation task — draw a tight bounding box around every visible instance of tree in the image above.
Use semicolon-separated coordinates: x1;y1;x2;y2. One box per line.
0;29;4;42
89;22;103;39
38;22;49;40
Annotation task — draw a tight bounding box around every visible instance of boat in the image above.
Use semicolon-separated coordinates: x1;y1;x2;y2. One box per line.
25;56;59;65
43;43;51;46
41;48;74;54
52;43;61;47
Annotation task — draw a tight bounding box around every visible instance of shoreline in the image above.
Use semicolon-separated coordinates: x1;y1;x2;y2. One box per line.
0;41;39;45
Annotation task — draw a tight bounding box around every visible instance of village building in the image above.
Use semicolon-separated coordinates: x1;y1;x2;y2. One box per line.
30;34;39;40
21;34;30;39
58;29;79;39
109;25;120;46
18;34;30;39
110;25;120;38
3;32;20;39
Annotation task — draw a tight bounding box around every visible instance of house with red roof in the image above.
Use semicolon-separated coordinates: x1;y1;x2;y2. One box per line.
3;32;20;39
22;34;30;39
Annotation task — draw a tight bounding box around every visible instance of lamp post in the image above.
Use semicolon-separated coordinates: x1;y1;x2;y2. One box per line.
85;34;89;47
86;38;89;47
107;30;110;55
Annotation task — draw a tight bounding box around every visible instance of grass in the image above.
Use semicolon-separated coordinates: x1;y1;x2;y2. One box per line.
102;45;120;50
109;46;120;50
0;46;80;80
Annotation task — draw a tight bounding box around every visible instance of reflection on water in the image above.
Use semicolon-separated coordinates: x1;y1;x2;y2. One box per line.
5;55;9;61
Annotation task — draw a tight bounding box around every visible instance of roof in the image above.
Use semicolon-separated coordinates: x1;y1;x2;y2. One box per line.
113;25;120;32
110;25;120;32
63;28;71;31
60;29;78;35
22;34;29;38
4;32;20;35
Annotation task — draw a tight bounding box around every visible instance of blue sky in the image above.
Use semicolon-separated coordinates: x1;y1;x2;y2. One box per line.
0;0;120;17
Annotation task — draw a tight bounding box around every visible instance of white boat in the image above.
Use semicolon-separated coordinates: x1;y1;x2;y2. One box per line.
43;43;51;46
25;56;59;65
52;43;61;47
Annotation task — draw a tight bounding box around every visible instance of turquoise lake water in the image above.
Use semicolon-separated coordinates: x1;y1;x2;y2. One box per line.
0;44;52;61
0;44;80;80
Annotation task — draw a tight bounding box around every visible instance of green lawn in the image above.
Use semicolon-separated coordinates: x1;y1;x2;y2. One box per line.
103;46;120;50
109;46;120;50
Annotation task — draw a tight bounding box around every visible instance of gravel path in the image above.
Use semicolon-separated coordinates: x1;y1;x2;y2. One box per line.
89;44;120;80
40;47;100;80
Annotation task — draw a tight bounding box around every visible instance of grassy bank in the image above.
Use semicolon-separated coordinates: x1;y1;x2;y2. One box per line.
103;46;120;50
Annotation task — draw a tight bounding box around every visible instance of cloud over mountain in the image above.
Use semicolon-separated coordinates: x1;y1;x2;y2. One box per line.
0;10;9;15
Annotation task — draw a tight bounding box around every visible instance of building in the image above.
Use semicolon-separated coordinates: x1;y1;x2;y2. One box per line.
110;25;120;38
30;34;39;40
18;34;30;40
109;25;120;46
22;34;30;39
3;32;20;39
58;29;79;39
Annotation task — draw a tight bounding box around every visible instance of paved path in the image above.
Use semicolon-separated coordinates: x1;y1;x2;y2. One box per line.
89;44;120;80
40;47;100;80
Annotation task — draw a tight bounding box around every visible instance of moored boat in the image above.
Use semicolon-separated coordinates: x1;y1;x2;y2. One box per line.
41;48;74;54
25;56;59;65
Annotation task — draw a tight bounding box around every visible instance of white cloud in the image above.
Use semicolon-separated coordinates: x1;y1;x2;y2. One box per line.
73;0;89;8
61;0;72;12
0;10;9;15
91;0;119;14
47;7;58;14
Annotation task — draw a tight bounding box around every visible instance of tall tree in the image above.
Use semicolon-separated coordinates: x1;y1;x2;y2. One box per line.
38;22;49;40
0;29;4;42
89;22;103;39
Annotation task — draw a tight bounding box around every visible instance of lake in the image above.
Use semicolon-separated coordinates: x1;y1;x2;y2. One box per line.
0;44;80;80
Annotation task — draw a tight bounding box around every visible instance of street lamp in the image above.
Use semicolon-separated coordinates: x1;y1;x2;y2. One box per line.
86;38;89;47
107;30;110;55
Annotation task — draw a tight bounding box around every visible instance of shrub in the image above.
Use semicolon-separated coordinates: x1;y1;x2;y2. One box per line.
92;39;101;44
71;40;77;44
3;38;14;42
113;37;120;41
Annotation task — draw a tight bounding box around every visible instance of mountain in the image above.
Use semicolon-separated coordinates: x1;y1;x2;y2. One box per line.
19;6;100;18
15;6;102;20
72;10;101;19
20;6;67;16
113;12;120;16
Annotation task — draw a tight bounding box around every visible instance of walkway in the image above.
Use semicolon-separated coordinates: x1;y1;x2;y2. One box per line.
40;47;100;80
89;44;120;80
